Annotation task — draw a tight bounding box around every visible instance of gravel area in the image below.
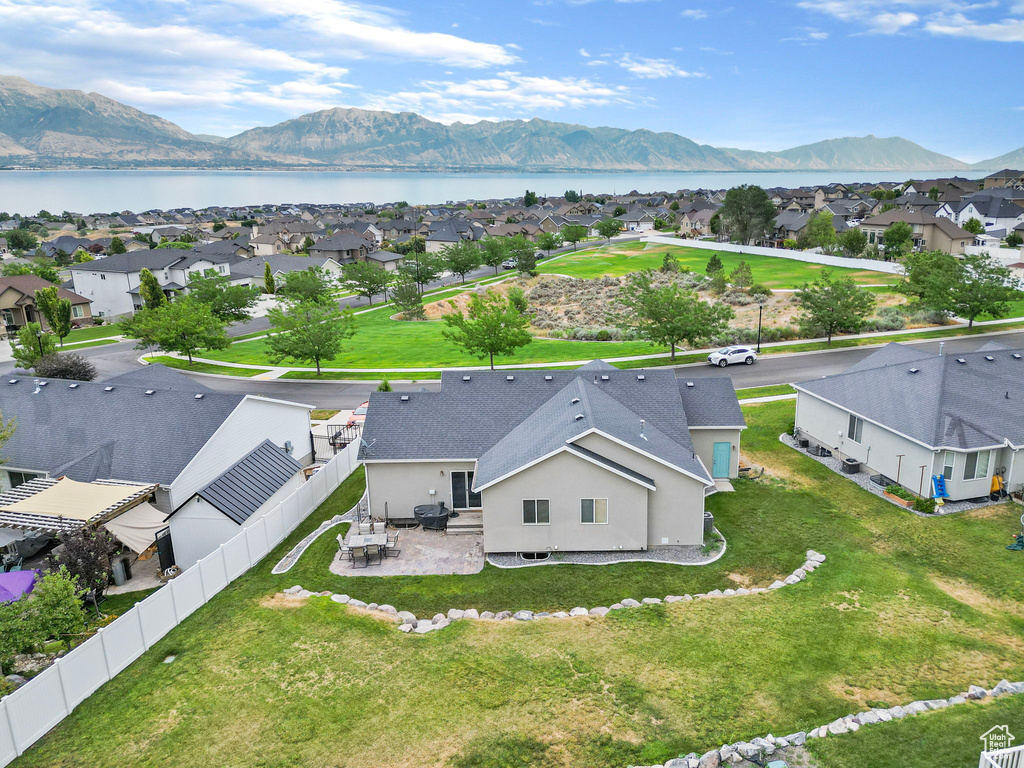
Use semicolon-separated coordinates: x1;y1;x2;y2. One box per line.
486;531;725;568
780;434;999;517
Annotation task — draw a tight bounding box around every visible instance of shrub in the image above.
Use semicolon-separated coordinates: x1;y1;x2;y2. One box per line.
595;329;611;341
912;496;935;514
33;353;97;381
722;291;755;306
747;283;773;298
884;484;916;502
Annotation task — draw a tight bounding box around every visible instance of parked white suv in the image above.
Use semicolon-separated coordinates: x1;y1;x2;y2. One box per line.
707;346;757;367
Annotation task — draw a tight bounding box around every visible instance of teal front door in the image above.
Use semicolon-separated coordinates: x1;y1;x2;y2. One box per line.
712;442;731;478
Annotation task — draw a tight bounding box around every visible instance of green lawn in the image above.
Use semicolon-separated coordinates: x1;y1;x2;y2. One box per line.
540;243;901;288
143;355;272;377
65;322;122;342
200;302;661;369
15;402;1024;768
976;291;1024;322
734;383;796;399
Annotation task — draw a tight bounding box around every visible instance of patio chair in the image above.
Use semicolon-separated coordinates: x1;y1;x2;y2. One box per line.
350;545;368;568
385;532;400;557
365;544;382;566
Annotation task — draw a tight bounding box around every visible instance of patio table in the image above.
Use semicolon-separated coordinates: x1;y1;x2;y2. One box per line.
347;533;388;548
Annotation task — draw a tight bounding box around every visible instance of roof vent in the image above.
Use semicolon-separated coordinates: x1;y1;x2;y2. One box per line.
400;395;410;402
103;386;114;392
600;375;609;381
194;393;204;399
506;375;515;381
909;368;919;374
571;397;580;405
37;381;48;387
685;381;695;388
462;375;471;381
956;358;966;364
144;389;155;395
985;356;995;361
68;383;79;389
1014;354;1022;360
6;379;16;384
574;413;585;421
544;375;553;381
636;374;645;381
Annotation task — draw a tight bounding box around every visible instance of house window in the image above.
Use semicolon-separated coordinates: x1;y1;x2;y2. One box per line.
7;471;38;488
100;274;106;280
964;450;991;481
522;499;550;525
869;231;876;244
581;498;608;524
0;309;13;326
451;471;481;509
847;414;864;444
942;451;955;481
71;305;85;319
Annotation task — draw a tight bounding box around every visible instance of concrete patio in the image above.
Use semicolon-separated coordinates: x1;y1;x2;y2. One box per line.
329;526;485;576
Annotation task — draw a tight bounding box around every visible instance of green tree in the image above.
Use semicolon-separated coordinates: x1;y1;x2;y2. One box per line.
109;236;127;254
11;322;57;370
719;185;775;244
729;260;753;289
882;220;914;259
74;251;95;264
263;262;276;294
30;567;86;651
613;206;627;218
2;261;59;283
1006;232;1023;249
52;249;72;267
795;271;876;344
614;270;733;360
391;276;425;320
837;228;868;258
124;299;229;363
560;224;588;251
564;189;581;203
212;221;227;232
186;269;260;322
898;250;961;310
507;235;536;275
660;251;680;273
480;237;509;274
507;285;528;315
377;379;393;392
34;286;72;346
138;267;166;309
47;527;115;616
397;251;443;293
670;200;680;212
524;190;539;207
341;261;391;305
441;291;532;369
709;212;722;236
266;301;355;374
948;254;1016;327
4;229;37;251
439;240;481;283
535;231;563;256
279;266;336;305
805;211;837;251
595;218;623;243
706;254;724;275
300;235;316;253
962;217;984;236
928;186;940;201
155;241;192;250
0;596;37;672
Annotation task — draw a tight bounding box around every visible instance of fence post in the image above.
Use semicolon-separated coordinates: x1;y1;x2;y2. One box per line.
136;605;149;650
1;699;19;757
168;579;181;625
53;657;72;715
219;543;230;585
96;628;113;680
197;560;208;602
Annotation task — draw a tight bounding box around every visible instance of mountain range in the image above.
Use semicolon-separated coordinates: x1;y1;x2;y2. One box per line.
0;76;1016;174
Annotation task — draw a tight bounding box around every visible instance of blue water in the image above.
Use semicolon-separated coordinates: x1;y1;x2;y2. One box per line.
0;168;939;215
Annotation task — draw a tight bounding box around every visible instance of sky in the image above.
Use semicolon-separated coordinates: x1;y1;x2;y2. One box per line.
0;0;1021;161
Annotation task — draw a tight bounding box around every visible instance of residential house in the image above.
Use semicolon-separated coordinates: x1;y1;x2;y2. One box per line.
0;364;313;568
952;195;1024;233
680;208;716;237
616;208;657;232
858;210;975;254
230;253;344;289
794;342;1024;503
358;362;745;553
309;233;374;263
983;169;1024;190
0;274;92;334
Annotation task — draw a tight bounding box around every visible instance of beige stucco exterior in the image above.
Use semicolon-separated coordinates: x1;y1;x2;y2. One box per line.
688;428;743;479
365;460;478;519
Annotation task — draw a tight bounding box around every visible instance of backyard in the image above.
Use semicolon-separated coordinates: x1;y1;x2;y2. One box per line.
12;401;1024;768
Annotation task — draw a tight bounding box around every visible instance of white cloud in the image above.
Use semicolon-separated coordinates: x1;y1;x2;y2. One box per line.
796;0;1024;41
680;8;708;18
616;54;706;78
782;27;829;43
926;12;1024;40
579;48;591;56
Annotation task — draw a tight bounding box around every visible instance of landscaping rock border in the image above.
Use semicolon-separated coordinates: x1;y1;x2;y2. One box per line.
270;494;365;574
634;680;1024;767
278;549;826;634
486;530;726;569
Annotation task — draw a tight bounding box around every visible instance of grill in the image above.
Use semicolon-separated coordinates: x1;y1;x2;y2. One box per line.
413;503;450;531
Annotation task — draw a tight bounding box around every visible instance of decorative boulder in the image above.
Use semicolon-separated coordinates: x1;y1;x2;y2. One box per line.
397;611;417;625
783;574;801;585
806;550;826;563
551;611;569;618
768;581;786;590
993;679;1015;696
697;751;720;768
433;617;451;629
347;599;367;608
480;611;495;619
642;597;662;605
447;609;465;620
621;598;641;607
785;732;806;746
589;606;610;617
398;624;413;633
495;611;512;620
734;588;751;596
609;603;624;610
432;613;446;623
513;611;534;621
924;699;949;710
330;594;351;604
569;607;589;617
366;603;379;610
665;595;684;603
284;585;303;594
827;720;849;735
463;608;480;620
377;604;398;616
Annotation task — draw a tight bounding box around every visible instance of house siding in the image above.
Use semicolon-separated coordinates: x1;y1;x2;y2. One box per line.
365;460;478;519
688;428;743;478
480;449;648;554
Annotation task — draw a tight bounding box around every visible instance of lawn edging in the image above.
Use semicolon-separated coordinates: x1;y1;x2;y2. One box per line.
276;549;826;635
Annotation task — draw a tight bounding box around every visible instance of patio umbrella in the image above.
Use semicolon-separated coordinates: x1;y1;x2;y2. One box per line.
0;569;39;603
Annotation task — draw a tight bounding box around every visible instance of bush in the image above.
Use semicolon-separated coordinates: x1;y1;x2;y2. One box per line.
595;329;611;341
884;484;916;502
912;496;935;514
722;291;755;306
33;353;98;381
747;283;773;298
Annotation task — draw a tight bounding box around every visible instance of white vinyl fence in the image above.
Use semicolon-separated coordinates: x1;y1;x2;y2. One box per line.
981;745;1024;768
643;235;906;275
0;443;361;767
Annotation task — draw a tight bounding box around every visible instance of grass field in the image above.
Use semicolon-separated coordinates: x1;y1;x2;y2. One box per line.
143;356;272;377
734;383;796;399
539;243;901;288
65;323;122;342
15;402;1024;768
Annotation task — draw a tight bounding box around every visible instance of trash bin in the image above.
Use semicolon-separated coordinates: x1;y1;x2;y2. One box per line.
121;556;133;582
111;558;127;586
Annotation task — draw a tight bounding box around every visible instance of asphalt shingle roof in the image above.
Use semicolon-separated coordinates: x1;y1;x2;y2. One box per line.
193;440;301;524
795;343;1024;450
677;378;746;428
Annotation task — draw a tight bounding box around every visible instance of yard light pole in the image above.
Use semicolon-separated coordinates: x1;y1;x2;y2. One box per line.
756;297;766;353
34;327;43;359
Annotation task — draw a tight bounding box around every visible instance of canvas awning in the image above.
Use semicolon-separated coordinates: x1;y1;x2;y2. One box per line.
103;502;167;554
0;477;157;534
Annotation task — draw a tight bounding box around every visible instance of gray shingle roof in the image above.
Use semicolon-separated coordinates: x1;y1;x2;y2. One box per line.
360;363;728;488
795;343;1024;449
104;363;215;393
192;440;301;524
678;378;746;428
0;372;244;484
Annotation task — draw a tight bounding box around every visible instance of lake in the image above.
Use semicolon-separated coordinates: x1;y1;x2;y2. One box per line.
0;168;942;215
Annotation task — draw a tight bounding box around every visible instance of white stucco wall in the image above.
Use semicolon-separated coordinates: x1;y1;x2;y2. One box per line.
364;460;478;519
688;428;743;478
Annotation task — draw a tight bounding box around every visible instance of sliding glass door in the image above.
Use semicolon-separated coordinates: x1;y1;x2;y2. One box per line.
451;471;481;509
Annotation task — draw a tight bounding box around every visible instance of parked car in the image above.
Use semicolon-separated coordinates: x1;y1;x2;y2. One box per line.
501;258;517;270
707;346;757;367
346;401;369;428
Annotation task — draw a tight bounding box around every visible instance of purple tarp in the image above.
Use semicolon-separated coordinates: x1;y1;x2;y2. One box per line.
0;569;39;603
